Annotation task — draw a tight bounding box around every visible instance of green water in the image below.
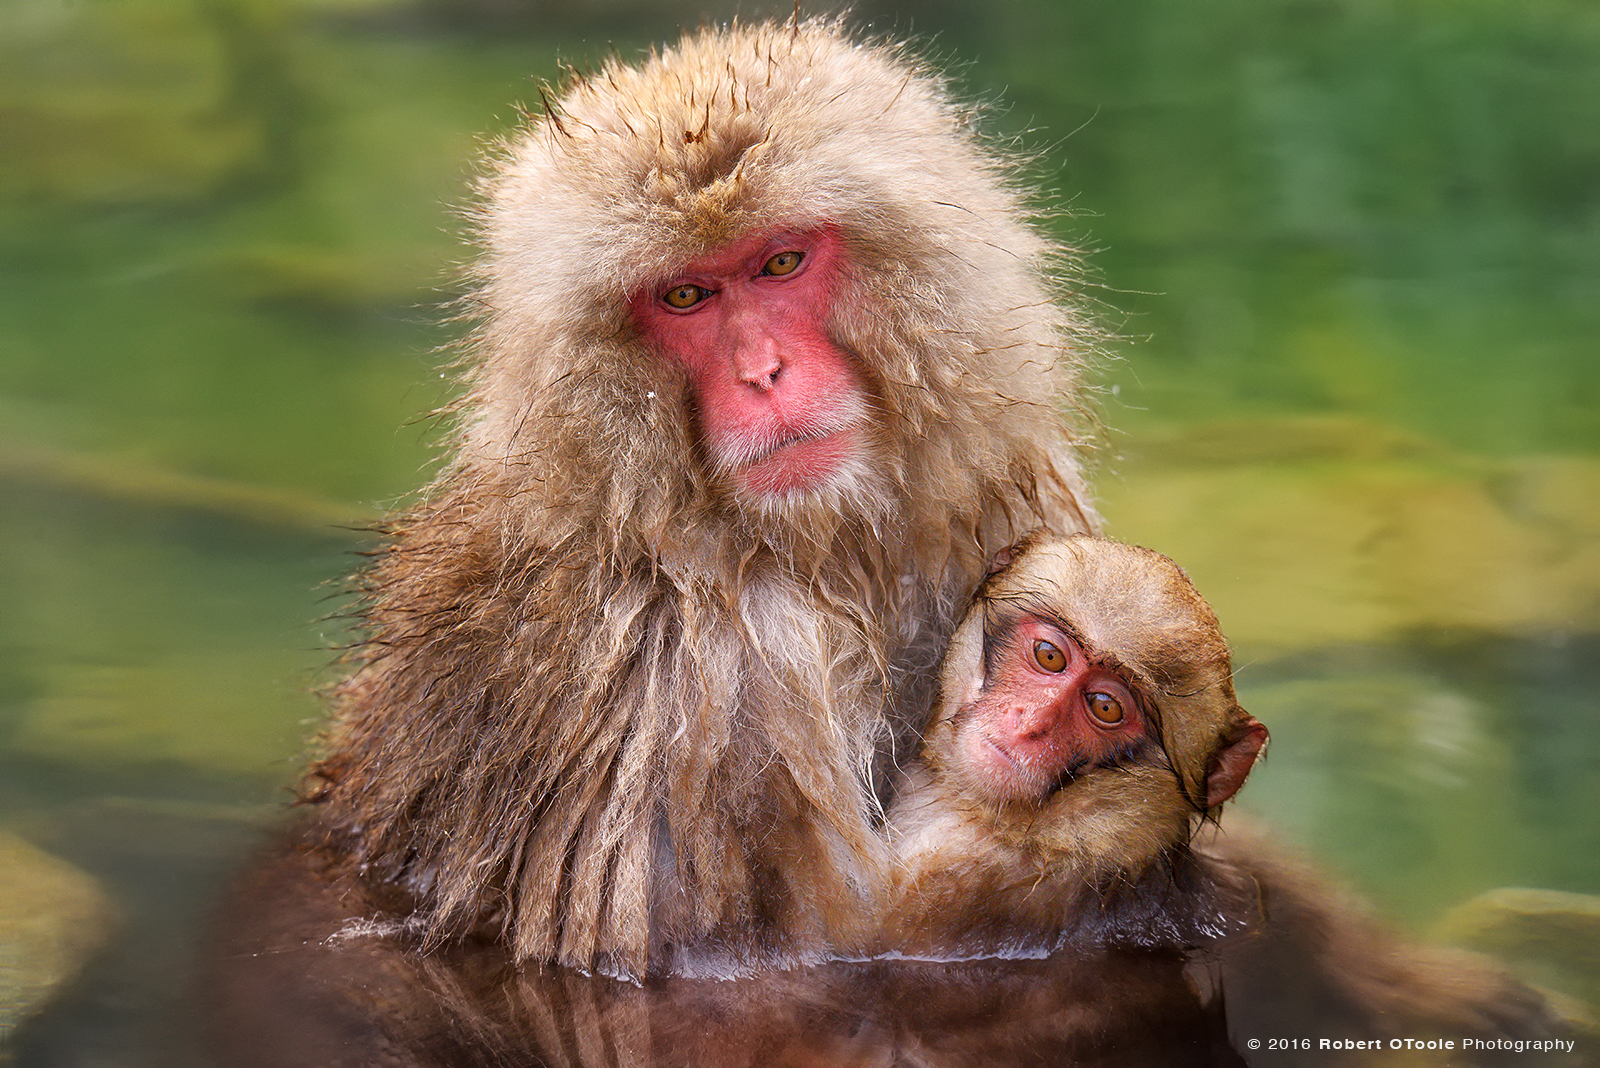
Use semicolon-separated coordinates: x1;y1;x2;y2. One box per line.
3;0;1597;1062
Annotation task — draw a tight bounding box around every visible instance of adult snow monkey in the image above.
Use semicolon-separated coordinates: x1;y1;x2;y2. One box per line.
303;17;1099;979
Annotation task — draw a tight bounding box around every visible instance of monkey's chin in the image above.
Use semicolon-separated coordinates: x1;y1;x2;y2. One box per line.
734;429;860;498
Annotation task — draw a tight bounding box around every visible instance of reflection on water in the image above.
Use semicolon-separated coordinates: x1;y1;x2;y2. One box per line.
208;842;1243;1068
197;826;1584;1068
3;0;1598;1064
217;946;1243;1068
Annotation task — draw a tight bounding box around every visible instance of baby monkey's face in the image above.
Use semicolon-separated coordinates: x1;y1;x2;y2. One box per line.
951;618;1151;806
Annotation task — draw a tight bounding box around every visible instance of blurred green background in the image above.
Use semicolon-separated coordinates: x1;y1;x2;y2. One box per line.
2;0;1597;1061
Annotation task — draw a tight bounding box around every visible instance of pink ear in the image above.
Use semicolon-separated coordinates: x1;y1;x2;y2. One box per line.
1205;716;1268;809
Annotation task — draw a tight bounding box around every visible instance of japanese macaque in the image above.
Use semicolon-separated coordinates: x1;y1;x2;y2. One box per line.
875;534;1573;1052
302;17;1096;979
879;533;1268;956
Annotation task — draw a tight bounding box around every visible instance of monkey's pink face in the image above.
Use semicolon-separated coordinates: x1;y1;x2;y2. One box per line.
630;228;869;499
955;619;1148;804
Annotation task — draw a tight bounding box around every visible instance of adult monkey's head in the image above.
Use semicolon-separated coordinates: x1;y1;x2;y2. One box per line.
467;16;1098;541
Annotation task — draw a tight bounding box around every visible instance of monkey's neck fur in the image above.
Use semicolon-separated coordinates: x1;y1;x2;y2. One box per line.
881;769;1259;960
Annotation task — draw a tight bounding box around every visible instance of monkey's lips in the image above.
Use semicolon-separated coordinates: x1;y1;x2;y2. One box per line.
971;734;1070;803
734;427;860;496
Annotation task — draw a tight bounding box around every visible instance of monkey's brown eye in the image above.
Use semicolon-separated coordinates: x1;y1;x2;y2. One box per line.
663;284;709;309
1087;692;1124;726
761;250;803;277
1032;640;1067;673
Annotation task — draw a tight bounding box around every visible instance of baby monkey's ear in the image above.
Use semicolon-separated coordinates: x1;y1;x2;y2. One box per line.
1204;714;1269;809
985;529;1052;582
984;544;1017;580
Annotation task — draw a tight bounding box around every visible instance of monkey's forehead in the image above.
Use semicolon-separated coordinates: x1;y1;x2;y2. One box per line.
984;537;1233;686
478;19;1043;308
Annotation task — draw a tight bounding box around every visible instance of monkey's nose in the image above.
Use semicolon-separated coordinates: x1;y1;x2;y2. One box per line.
733;338;783;391
1010;702;1056;742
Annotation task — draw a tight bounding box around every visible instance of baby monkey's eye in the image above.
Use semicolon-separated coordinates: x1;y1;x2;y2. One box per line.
1033;640;1067;673
1086;691;1125;726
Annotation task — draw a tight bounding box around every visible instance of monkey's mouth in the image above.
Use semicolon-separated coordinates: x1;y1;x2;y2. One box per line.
734;426;861;496
974;735;1078;803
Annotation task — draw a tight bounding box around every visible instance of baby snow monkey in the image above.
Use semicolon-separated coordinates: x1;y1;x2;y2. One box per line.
877;534;1569;1058
880;533;1267;956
